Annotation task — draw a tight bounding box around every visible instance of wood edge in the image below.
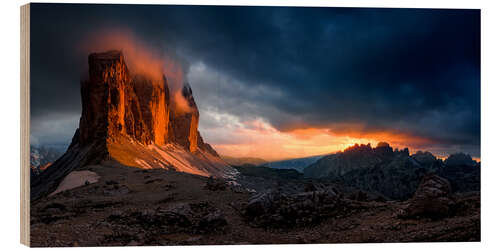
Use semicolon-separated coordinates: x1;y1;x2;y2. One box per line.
20;3;30;247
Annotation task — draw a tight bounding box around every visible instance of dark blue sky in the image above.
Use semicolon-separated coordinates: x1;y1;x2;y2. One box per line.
29;4;480;158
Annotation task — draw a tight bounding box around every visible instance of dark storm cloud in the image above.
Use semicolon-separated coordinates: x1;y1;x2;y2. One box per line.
30;4;480;156
174;7;480;145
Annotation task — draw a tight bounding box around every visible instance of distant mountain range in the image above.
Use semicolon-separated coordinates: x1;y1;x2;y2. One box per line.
303;142;480;200
30;145;65;176
221;156;268;167
261;155;325;172
221;154;326;173
223;142;480;201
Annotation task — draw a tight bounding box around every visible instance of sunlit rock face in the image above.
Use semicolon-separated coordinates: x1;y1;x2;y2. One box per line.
168;84;200;153
81;50;226;157
80;50;171;147
78;50;227;173
79;50;208;153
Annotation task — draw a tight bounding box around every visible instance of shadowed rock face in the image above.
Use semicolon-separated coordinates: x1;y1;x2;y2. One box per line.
412;151;437;166
303;143;390;179
31;50;228;200
444;153;478;167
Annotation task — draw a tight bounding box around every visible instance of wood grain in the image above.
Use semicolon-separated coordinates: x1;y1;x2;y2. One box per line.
20;3;30;246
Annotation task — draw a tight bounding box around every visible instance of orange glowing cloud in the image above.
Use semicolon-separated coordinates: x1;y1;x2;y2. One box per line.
283;123;436;148
201;112;443;161
81;29;165;82
327;124;436;148
172;90;195;114
80;28;193;113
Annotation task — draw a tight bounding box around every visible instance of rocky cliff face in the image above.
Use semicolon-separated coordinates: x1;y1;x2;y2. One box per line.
31;50;230;200
167;84;199;152
78;50;218;156
79;50;202;151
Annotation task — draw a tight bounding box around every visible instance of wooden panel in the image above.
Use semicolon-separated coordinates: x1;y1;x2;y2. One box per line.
20;3;30;247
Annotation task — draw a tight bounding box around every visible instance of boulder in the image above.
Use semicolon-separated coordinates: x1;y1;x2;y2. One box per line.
244;187;341;227
399;174;455;219
245;191;283;217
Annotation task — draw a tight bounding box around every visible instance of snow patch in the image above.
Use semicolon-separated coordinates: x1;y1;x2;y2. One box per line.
49;170;100;196
148;144;209;176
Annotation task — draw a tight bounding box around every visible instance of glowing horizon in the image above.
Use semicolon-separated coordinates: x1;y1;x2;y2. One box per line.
200;112;480;162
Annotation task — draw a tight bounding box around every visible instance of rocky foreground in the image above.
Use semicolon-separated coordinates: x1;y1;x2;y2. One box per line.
30;162;479;246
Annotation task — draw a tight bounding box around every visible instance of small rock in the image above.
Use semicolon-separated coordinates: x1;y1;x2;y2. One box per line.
204;176;227;191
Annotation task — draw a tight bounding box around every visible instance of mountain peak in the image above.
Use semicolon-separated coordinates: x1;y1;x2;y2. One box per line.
89;49;123;60
31;50;230;200
81;50;219;153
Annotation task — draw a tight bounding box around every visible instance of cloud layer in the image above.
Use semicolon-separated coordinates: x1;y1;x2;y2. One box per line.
29;4;480;158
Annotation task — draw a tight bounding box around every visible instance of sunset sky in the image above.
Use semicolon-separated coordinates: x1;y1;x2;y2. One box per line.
29;4;480;161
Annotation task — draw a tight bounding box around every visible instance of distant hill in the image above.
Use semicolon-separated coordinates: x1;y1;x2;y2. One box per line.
221;156;267;166
234;165;303;180
262;155;324;172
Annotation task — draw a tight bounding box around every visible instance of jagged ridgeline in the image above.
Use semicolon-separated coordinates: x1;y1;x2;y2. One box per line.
303;142;480;200
31;50;231;200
